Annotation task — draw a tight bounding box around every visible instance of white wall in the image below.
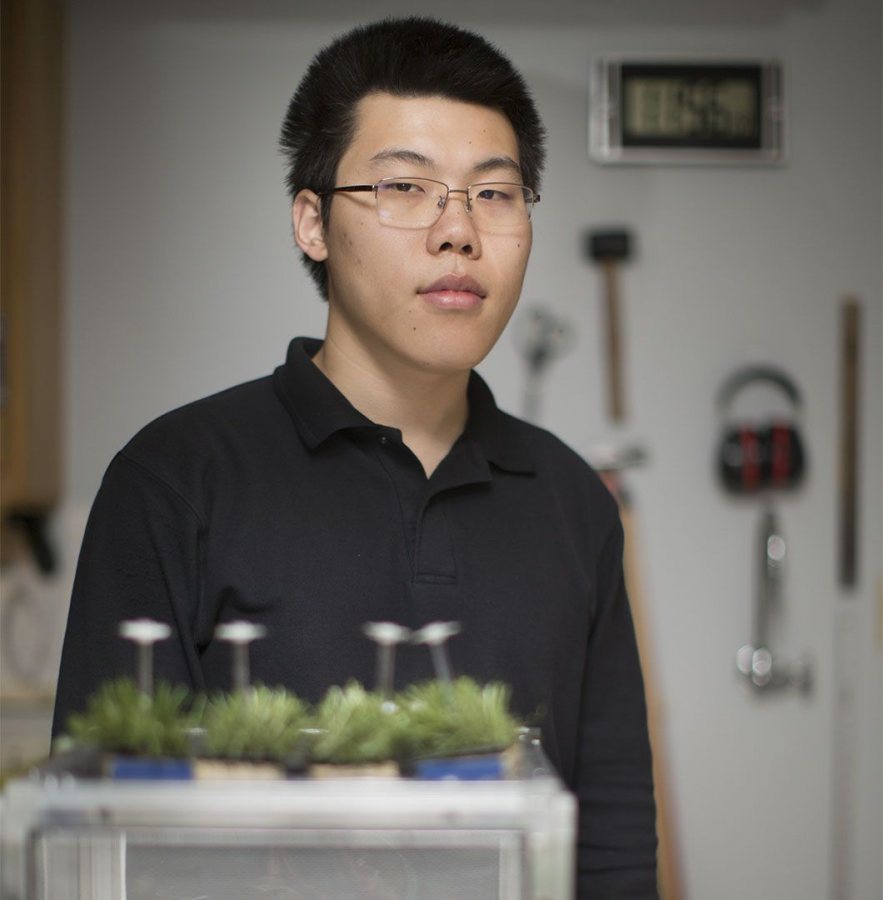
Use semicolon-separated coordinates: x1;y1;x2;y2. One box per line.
11;0;883;897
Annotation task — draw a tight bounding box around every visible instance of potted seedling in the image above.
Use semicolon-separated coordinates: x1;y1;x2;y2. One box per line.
308;681;408;777
192;620;313;778
401;678;521;780
399;620;521;779
62;619;199;778
65;677;197;779
196;684;311;779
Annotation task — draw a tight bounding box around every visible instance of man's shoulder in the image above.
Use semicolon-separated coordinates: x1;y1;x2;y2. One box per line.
112;374;290;496
495;409;614;499
125;375;277;452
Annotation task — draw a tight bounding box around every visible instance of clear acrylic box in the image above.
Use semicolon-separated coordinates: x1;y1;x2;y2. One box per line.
1;761;575;899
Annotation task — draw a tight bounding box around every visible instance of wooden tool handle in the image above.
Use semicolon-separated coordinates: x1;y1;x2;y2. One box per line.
839;298;860;587
602;260;625;421
606;477;684;900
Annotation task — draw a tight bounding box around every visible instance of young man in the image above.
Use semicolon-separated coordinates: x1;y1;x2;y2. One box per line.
54;17;658;897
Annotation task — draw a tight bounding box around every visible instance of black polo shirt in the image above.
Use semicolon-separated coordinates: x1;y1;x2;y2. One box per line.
54;336;657;897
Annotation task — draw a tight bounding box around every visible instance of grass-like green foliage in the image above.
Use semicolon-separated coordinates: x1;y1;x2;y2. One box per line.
310;681;409;765
62;675;519;768
310;677;519;766
201;685;311;761
400;677;520;759
66;678;195;758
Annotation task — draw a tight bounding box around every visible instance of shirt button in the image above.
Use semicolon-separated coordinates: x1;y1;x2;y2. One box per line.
379;435;388;445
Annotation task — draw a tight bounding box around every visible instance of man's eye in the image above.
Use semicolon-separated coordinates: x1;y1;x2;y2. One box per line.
475;186;514;202
385;181;425;194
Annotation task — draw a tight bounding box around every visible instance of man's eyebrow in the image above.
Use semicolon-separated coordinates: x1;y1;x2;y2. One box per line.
472;155;522;178
369;148;435;168
368;150;523;179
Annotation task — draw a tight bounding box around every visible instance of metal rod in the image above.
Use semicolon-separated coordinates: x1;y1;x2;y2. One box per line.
231;644;249;693
429;643;453;686
119;619;171;696
137;643;153;696
362;622;411;707
755;505;785;652
215;621;267;693
377;643;395;701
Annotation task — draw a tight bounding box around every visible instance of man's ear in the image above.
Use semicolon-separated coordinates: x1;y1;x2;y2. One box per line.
292;190;328;262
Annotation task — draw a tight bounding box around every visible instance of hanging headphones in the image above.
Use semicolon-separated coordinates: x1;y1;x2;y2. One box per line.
716;366;807;494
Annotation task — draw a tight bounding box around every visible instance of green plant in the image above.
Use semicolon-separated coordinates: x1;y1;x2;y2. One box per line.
310;681;408;765
201;685;311;761
400;677;519;759
65;678;195;758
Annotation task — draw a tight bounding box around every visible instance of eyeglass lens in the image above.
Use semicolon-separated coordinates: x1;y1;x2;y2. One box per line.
374;178;534;229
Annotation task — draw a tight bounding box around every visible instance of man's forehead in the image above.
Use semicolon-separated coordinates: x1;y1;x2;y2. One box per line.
367;146;522;177
344;92;521;173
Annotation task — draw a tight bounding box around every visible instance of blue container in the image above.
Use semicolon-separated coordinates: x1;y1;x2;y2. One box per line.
414;753;505;780
107;757;193;780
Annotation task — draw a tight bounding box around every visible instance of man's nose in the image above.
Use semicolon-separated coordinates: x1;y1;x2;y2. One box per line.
428;189;481;256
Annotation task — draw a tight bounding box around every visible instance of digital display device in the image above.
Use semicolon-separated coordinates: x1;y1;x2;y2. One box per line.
590;60;784;164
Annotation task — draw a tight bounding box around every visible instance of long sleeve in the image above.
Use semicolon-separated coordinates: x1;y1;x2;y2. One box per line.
52;452;206;738
575;517;659;898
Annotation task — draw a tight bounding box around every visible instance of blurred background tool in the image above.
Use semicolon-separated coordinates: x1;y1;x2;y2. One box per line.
831;296;863;900
586;228;633;423
734;505;813;693
715;366;807;496
590;441;684;900
514;305;574;423
838;298;861;588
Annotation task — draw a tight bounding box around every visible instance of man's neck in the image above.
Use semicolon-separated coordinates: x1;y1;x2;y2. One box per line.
312;335;470;478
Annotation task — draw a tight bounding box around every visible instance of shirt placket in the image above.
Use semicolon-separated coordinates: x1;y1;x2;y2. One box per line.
371;430;491;588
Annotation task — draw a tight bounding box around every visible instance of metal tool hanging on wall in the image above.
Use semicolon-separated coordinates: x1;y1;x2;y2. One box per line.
586;228;633;423
716;365;813;694
735;507;812;692
514;306;574;423
830;296;863;900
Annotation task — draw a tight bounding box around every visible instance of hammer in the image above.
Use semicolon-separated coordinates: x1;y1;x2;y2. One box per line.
586;229;632;422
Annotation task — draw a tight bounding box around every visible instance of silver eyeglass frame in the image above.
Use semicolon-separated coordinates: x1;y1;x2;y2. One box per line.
319;176;540;228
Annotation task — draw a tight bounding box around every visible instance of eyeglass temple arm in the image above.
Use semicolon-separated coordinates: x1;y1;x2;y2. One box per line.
323;185;375;195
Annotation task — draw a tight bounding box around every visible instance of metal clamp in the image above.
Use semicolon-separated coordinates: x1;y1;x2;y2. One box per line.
736;507;812;695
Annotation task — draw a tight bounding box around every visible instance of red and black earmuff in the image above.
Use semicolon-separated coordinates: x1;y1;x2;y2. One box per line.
716;366;807;494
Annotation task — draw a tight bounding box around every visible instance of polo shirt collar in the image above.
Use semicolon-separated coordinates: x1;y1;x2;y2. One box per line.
274;336;536;475
273;337;373;448
462;371;535;475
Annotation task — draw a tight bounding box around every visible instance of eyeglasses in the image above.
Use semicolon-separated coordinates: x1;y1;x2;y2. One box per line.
320;176;540;231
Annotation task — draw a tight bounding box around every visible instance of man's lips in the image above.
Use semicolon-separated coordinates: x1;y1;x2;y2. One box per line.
418;274;487;309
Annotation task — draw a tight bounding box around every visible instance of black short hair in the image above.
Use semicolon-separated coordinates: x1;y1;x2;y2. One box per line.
279;17;546;298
